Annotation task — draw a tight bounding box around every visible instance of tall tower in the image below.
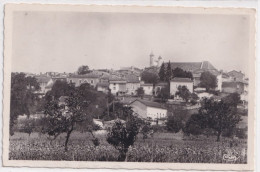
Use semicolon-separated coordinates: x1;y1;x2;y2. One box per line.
157;56;162;67
150;51;154;67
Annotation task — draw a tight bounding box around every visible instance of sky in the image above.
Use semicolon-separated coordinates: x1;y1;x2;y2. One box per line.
12;11;250;75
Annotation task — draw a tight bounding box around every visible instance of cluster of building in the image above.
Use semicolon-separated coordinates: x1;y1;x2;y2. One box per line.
28;52;249;124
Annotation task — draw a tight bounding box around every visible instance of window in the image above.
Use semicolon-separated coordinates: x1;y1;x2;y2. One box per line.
91;80;94;84
79;79;82;84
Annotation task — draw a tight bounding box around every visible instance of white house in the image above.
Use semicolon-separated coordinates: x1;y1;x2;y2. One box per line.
125;75;141;95
170;77;193;96
129;99;167;121
140;83;154;95
109;79;127;96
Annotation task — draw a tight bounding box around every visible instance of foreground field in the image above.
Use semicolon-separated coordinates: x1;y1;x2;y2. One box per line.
9;132;247;163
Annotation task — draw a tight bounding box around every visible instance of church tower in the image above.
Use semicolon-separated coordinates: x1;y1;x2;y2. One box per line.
150;51;155;67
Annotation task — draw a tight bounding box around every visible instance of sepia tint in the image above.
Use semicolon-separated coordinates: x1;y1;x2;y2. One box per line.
2;4;256;170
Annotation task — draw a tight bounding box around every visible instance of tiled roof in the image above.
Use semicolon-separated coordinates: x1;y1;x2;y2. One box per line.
124;74;140;83
35;75;52;83
97;82;109;87
171;77;193;83
170;61;216;72
155;82;168;86
130;99;166;109
141;83;153;86
68;73;99;78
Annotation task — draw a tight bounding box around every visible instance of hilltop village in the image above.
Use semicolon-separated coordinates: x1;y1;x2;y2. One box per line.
22;52;248;127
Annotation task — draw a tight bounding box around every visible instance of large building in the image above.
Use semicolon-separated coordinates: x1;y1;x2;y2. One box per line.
67;74;100;87
129;99;167;120
170;77;194;96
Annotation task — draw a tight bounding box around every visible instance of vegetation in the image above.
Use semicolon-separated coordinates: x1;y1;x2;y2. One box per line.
159;62;193;82
43;83;101;151
200;71;217;91
10;73;40;135
136;87;145;98
9;131;247;163
175;86;192;102
141;70;159;85
107;116;142;161
77;65;91;75
156;84;171;103
166;107;188;133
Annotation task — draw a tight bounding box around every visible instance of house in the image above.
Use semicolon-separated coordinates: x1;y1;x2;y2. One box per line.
170;77;193;96
97;82;109;94
125;75;140;95
129;99;167;121
222;81;245;94
154;82;168;96
109;79;127;96
140;83;154;95
35;75;53;94
67;74;100;87
169;61;222;91
227;70;245;81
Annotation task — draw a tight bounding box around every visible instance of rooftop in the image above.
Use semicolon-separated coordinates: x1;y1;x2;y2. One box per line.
170;61;217;72
97;82;109;87
35;75;52;83
130;99;166;109
68;73;99;78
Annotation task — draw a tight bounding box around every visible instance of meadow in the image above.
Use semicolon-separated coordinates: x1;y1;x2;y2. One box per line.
9;131;247;163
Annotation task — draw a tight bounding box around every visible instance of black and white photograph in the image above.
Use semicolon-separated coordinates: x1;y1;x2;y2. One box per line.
2;4;256;170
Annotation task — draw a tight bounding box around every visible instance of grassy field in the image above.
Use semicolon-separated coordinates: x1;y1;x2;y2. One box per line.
9;131;247;163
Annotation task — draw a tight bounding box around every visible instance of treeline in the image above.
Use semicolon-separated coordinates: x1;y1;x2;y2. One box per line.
166;92;244;141
159;61;193;82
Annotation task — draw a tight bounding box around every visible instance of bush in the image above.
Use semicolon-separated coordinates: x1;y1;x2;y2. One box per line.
236;128;247;139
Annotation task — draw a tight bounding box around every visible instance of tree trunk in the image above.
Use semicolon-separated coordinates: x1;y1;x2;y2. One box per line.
216;131;221;142
65;125;74;152
118;149;128;162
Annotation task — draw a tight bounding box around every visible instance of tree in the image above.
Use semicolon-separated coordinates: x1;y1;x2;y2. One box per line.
175;86;192;102
43;83;98;151
19;118;36;137
200;71;217;91
141;70;159;85
166;107;189;133
199;98;242;141
190;93;199;105
10;73;40;135
140;120;152;141
107;115;141;161
158;62;166;81
172;67;193;80
165;61;172;82
183;113;206;136
222;92;241;107
136;87;144;98
156;84;170;103
45;80;73;101
77;65;91;75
